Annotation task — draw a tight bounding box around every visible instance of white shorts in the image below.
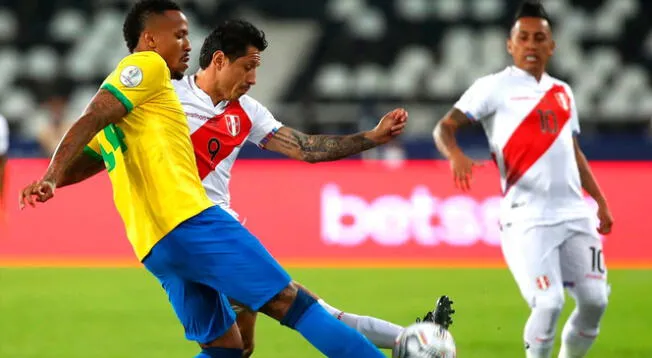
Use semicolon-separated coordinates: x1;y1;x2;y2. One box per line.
500;218;607;306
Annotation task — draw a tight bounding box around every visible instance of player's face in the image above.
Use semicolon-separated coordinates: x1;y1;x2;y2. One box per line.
148;10;191;80
219;46;261;100
507;17;555;77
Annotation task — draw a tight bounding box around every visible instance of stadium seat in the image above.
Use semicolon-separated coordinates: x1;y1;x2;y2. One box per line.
0;0;650;157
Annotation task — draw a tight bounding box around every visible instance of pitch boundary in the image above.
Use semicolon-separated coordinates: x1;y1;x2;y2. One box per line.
1;258;650;269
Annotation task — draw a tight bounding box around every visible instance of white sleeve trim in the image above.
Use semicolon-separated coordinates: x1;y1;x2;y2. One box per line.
0;115;8;155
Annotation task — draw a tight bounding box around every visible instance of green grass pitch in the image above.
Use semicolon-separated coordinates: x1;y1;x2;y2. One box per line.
1;268;650;357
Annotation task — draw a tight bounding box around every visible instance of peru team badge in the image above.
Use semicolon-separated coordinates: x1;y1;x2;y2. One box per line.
225;114;241;137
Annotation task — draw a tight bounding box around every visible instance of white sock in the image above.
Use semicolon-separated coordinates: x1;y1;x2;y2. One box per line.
558;311;599;358
559;282;608;358
524;305;561;358
318;299;403;349
527;347;554;358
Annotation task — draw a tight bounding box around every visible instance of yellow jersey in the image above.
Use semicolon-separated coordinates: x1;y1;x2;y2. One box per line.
85;51;213;261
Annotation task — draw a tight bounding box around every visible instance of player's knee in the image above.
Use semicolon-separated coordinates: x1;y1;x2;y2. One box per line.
577;282;609;314
260;282;301;321
278;287;317;329
532;291;565;315
259;282;318;328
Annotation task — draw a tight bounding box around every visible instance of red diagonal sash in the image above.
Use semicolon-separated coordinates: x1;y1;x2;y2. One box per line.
502;84;571;193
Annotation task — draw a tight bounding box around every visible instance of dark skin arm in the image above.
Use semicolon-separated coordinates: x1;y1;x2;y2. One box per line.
573;137;613;234
57;151;106;188
264;108;408;163
19;89;126;209
433;108;483;191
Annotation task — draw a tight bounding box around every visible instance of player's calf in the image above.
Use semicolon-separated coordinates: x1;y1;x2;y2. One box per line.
559;281;609;358
524;291;565;358
260;283;385;357
292;281;403;349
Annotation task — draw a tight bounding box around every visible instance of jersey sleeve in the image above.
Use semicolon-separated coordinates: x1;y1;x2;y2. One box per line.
0;114;8;155
453;75;498;121
241;96;284;147
100;51;169;113
83;135;103;161
565;84;581;135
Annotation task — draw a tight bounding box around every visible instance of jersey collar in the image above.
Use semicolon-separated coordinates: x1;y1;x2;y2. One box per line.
188;73;230;110
508;66;553;88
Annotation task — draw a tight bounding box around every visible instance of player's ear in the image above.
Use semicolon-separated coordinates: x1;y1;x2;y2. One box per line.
143;31;156;50
506;26;515;55
212;51;226;70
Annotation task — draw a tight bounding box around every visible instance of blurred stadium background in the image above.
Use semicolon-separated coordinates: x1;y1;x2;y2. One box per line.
1;0;651;158
1;0;651;357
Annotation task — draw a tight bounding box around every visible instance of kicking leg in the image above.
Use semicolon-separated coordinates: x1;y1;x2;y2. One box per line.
259;283;385;357
190;206;384;357
293;281;403;349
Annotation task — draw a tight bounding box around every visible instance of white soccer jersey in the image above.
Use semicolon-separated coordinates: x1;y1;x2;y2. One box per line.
454;66;591;224
173;75;283;215
0;114;8;156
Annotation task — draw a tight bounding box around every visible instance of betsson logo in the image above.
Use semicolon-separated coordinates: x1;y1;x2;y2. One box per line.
320;184;502;247
320;184;599;247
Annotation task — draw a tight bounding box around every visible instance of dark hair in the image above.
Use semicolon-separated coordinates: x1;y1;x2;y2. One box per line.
512;1;552;30
123;0;182;52
199;20;268;69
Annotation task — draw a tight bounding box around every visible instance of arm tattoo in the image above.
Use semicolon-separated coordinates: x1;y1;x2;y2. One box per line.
273;128;377;163
43;90;126;185
58;152;105;188
433;108;472;159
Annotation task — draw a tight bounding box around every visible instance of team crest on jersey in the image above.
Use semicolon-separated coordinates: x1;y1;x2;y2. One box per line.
225;114;241;136
119;66;143;88
536;275;551;290
554;92;569;111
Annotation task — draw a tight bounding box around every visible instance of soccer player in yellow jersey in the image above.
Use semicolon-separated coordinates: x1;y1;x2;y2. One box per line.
18;1;389;357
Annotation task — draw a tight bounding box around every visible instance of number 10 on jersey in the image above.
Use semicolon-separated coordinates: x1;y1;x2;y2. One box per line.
538;109;559;134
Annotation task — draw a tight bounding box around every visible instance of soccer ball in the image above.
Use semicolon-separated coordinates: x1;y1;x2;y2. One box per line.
392;322;456;358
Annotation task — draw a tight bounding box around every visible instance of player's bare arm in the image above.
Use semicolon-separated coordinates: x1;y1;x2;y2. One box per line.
19;90;126;209
264;108;408;163
433;108;482;191
57;151;106;188
573;137;613;234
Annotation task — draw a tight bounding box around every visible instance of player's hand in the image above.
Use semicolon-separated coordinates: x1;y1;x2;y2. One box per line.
449;152;483;191
596;203;613;235
368;108;408;144
19;180;56;210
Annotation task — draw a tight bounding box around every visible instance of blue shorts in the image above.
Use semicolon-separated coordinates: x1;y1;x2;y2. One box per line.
143;205;292;344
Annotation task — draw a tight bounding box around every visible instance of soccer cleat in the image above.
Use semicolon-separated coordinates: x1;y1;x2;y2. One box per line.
416;295;455;329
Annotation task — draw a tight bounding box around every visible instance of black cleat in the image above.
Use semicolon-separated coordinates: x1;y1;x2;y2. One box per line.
416;295;455;329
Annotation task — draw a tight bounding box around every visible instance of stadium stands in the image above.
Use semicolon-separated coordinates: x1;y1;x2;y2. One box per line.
1;0;650;158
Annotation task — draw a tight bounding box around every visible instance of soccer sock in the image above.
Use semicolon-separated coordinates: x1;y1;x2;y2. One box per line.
318;299;403;349
194;347;243;358
559;283;607;358
558;321;596;358
558;306;604;357
281;289;385;357
524;305;562;358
